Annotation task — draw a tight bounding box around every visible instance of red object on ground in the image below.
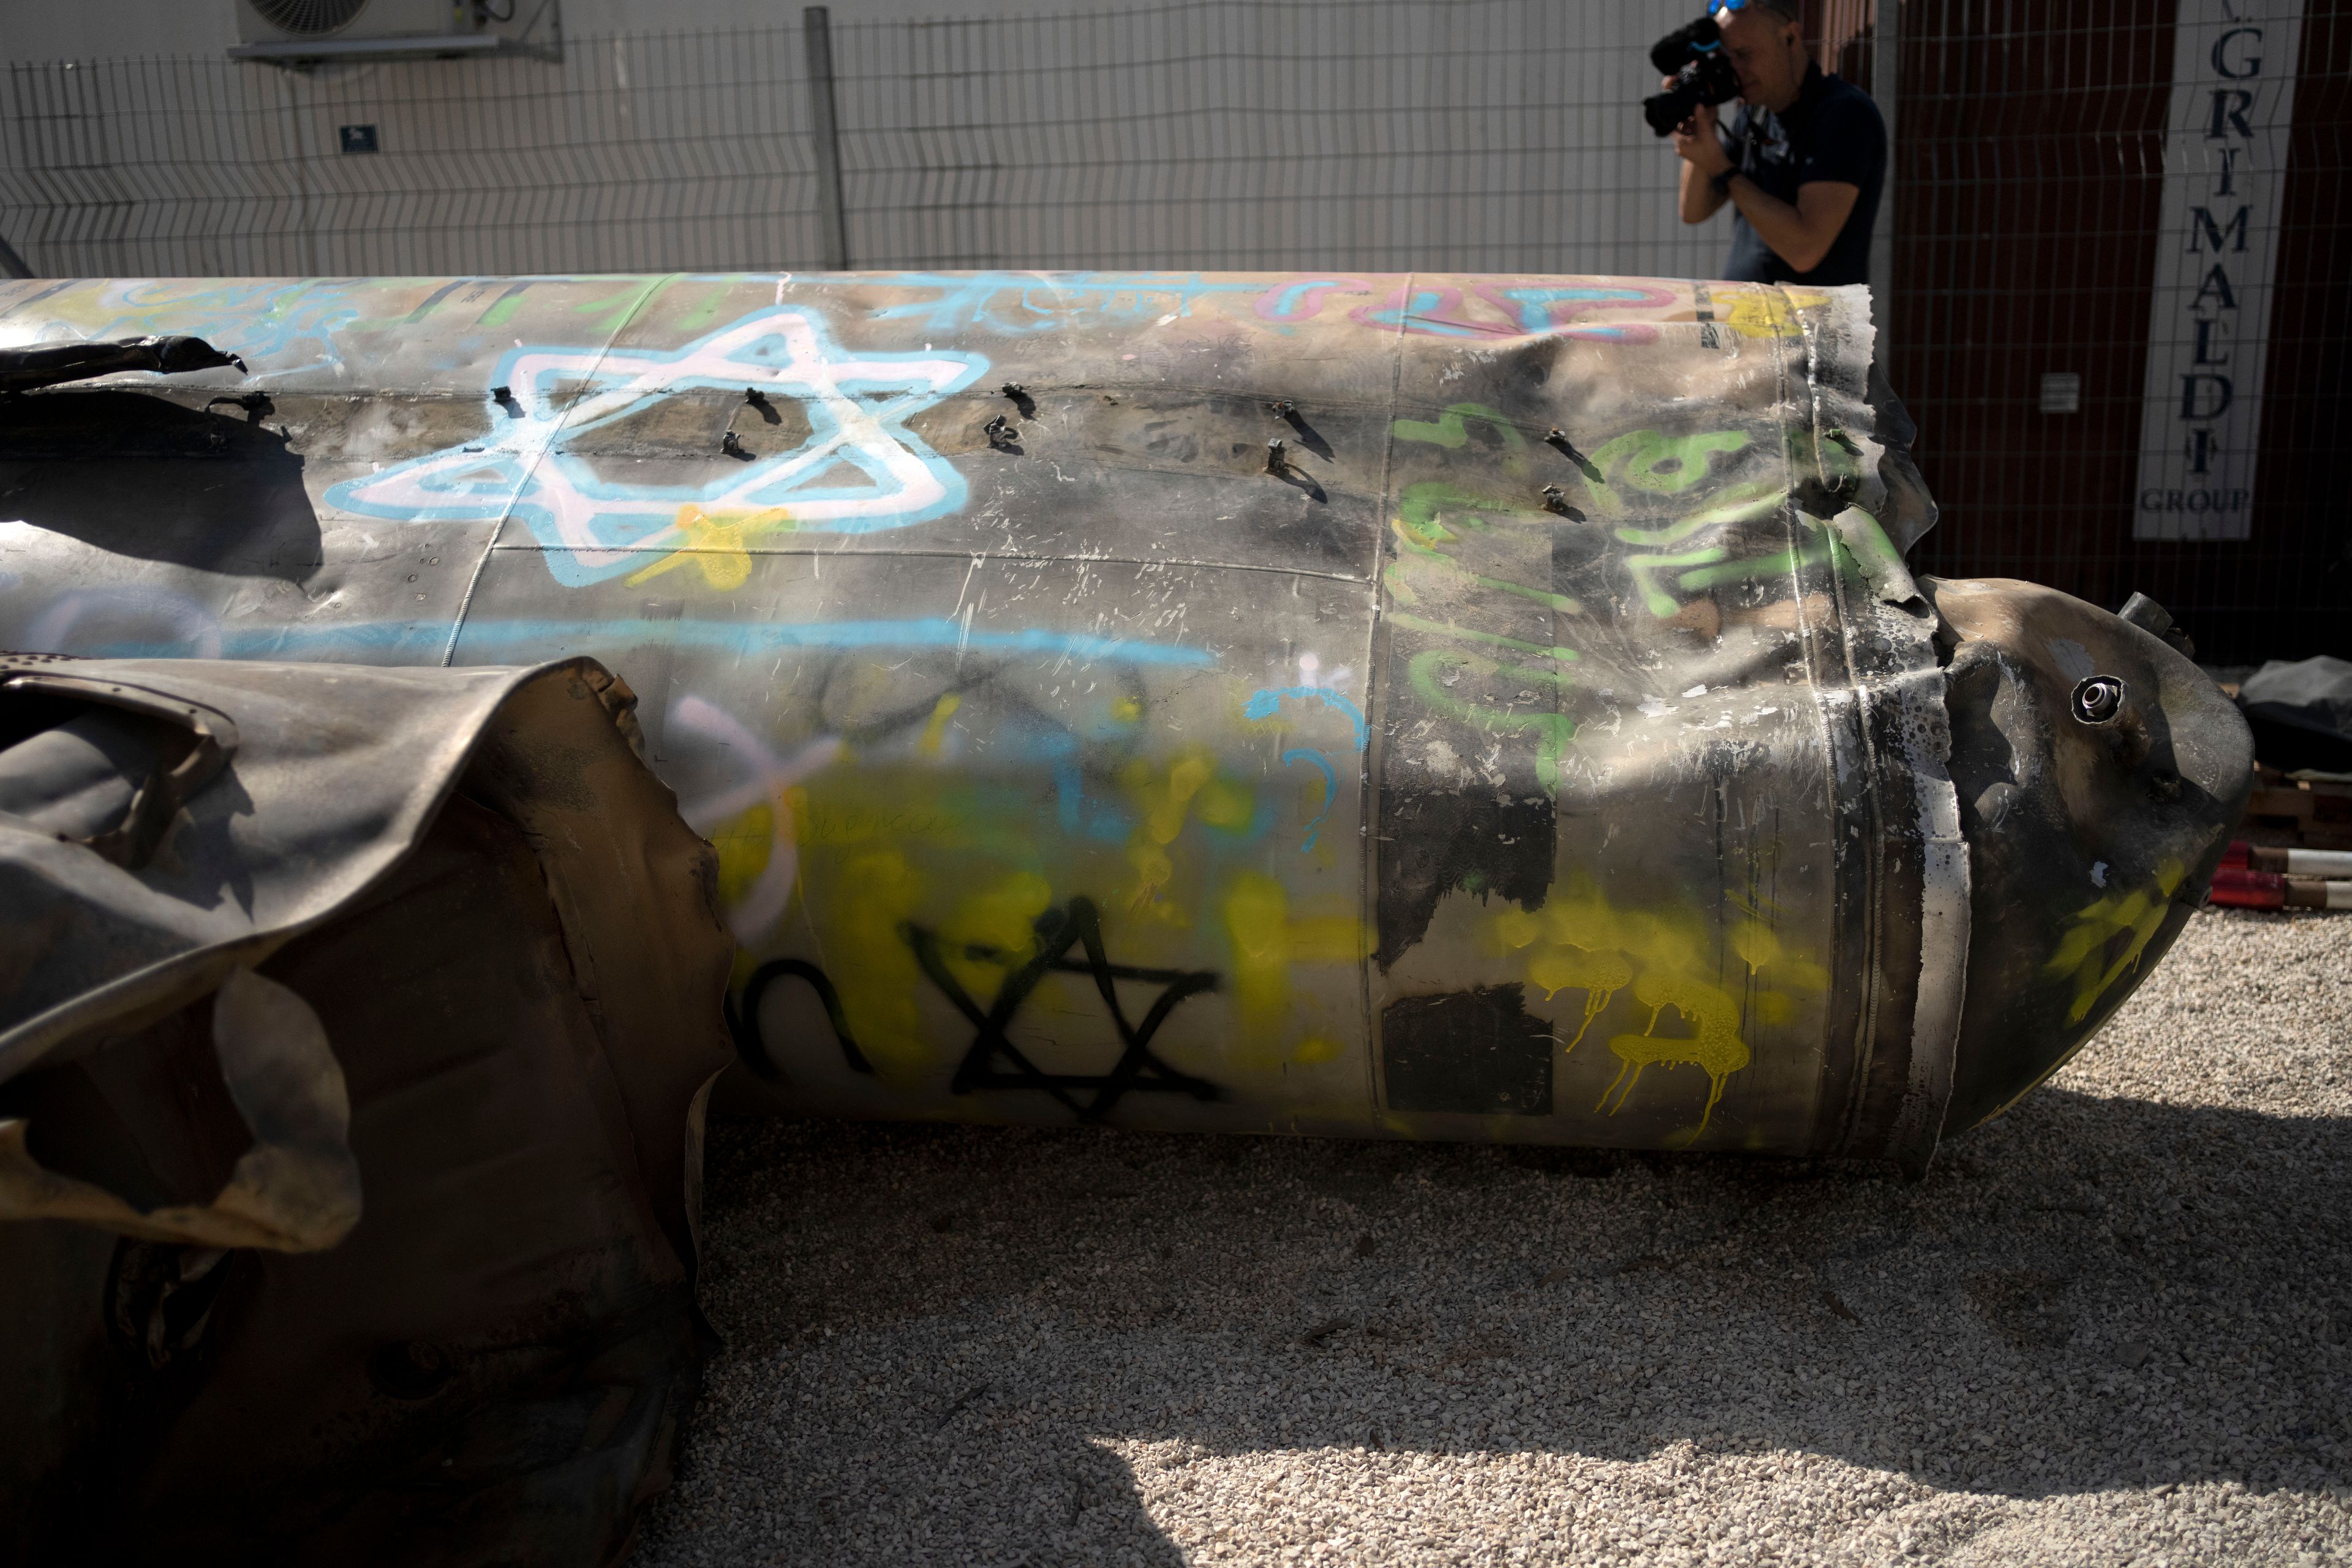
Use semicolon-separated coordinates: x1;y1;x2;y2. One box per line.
2207;851;2352;909
2209;866;2286;910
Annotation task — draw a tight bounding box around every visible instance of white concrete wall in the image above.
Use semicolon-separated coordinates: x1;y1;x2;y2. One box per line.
8;0;1419;63
1;0;1738;281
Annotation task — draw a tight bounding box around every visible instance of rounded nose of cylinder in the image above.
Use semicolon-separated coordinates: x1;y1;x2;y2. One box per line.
1923;578;2255;1137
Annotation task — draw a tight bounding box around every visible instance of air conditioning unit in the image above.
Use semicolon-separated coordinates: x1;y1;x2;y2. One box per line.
229;0;558;63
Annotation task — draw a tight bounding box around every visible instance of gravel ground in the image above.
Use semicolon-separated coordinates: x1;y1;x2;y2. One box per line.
637;908;2352;1567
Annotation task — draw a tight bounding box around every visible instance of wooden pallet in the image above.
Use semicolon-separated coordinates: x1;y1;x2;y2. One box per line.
2240;766;2352;851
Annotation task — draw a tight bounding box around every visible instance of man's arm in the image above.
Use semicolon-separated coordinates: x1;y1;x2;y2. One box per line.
1721;178;1860;273
1670;108;1859;270
1678;157;1730;225
1670;100;1732;224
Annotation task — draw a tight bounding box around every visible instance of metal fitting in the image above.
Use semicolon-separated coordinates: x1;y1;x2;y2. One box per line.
2072;676;2127;725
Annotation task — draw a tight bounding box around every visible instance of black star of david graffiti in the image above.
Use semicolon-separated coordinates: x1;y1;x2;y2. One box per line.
904;897;1225;1121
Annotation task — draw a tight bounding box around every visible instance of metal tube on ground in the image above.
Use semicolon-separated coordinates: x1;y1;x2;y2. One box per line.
0;271;2256;1170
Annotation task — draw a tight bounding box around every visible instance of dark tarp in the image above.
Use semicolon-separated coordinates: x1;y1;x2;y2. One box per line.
2237;654;2352;774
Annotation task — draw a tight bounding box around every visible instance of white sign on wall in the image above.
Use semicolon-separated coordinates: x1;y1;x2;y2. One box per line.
2134;0;2304;542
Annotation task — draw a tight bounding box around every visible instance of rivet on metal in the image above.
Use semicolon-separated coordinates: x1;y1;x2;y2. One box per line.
1265;437;1287;474
721;431;747;457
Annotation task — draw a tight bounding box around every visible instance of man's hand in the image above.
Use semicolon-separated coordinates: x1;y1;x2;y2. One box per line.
1672;94;1733;224
1670;99;1732;178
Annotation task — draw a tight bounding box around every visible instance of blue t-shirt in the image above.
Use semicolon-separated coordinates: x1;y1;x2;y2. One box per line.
1722;65;1885;287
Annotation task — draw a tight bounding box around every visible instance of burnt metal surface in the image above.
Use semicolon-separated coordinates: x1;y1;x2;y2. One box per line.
1930;579;2260;1132
0;654;732;1566
0;333;244;393
0;272;2251;1169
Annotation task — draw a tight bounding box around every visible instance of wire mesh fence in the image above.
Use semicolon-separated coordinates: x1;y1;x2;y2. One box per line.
828;0;1725;274
0;0;2343;660
0;1;1731;278
1893;0;2348;666
1;29;827;275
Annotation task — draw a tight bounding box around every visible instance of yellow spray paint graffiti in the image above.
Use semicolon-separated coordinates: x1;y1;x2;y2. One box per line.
783;730;1344;1088
1530;944;1635;1050
1222;870;1366;1063
2043;858;2187;1025
918;693;963;758
937;870;1057;1005
625;502;796;590
710;801;778;910
1488;880;1824;1139
1722;285;1830;338
1493;902;1632;1049
1597;971;1751;1142
1123;750;1253;913
815;847;932;1075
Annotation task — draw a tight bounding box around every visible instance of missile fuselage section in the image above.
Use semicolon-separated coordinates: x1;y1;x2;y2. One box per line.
0;271;2253;1168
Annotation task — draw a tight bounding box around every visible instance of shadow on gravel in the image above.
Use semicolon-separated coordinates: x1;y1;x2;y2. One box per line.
642;1085;2352;1564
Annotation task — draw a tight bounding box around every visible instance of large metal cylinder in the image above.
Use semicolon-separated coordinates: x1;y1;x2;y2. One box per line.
0;271;2252;1169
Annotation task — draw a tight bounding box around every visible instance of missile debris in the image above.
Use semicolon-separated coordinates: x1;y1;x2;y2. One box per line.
0;270;2253;1170
0;655;730;1564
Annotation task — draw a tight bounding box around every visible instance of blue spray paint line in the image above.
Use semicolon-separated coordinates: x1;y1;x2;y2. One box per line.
450;618;1218;669
1242;686;1370;752
1255;279;1364;322
1280;747;1340;853
61;617;1223;668
1495;286;1658;333
1030;728;1087;834
867;271;1267;333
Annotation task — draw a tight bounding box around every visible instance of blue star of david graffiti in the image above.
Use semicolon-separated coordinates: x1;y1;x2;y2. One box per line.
323;306;989;587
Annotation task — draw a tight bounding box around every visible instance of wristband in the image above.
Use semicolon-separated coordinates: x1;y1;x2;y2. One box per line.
1711;168;1738;198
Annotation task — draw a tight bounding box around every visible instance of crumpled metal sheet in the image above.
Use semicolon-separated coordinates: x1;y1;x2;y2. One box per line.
0;333;244;394
0;271;2249;1175
0;654;731;1567
0;660;560;1089
0;968;360;1253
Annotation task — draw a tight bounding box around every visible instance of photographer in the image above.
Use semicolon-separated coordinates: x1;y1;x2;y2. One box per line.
1668;0;1885;286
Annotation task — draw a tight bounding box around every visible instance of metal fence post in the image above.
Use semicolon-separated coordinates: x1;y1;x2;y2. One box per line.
1870;0;1898;343
803;5;851;271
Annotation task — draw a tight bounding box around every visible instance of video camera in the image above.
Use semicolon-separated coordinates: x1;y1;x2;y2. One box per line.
1643;17;1741;137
